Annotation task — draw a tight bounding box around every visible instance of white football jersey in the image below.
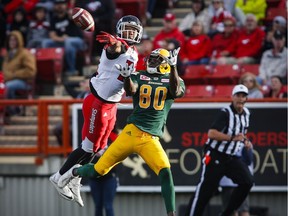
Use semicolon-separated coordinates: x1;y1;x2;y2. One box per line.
90;46;138;102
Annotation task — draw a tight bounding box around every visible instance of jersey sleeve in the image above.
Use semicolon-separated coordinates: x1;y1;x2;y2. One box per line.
210;109;228;131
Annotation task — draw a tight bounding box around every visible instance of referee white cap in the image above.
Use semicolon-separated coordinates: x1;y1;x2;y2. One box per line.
232;84;248;96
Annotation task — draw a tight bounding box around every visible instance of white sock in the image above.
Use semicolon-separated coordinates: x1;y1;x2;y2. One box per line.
54;171;61;182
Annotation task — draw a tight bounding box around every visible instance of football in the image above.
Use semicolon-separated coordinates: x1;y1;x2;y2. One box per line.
72;7;95;32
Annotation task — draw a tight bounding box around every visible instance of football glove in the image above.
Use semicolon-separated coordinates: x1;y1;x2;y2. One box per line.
167;47;180;66
96;31;118;44
96;31;129;48
115;63;134;77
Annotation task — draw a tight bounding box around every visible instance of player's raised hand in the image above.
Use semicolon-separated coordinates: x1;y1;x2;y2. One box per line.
96;31;118;44
167;47;180;66
96;31;129;48
115;63;134;77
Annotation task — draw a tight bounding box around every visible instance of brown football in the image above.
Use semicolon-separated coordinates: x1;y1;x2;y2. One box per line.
72;7;95;32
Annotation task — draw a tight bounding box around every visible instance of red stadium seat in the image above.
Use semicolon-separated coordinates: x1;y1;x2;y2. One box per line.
0;72;5;100
185;85;214;98
205;64;241;85
182;65;210;85
240;64;260;76
214;85;235;98
33;48;64;84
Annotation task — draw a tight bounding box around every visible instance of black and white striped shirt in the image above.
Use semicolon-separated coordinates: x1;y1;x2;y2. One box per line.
206;104;250;155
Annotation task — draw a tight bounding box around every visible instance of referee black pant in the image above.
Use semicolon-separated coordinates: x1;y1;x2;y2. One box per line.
186;147;254;216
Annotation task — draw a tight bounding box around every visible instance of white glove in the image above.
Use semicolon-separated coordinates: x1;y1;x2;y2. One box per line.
115;63;134;77
167;47;180;66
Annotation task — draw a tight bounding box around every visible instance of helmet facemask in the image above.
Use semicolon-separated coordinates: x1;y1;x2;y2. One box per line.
146;49;171;74
116;15;143;44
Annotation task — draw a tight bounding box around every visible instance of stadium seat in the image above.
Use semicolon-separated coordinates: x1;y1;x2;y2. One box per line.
185;85;214;98
214;85;235;98
205;64;241;85
33;48;64;84
240;64;260;76
182;65;210;85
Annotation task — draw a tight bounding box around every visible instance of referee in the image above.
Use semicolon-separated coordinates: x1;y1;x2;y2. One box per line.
186;84;254;216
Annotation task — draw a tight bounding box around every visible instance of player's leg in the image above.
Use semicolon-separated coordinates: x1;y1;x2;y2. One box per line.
67;97;117;206
136;135;175;216
221;158;254;216
56;94;96;176
59;123;136;184
94;123;136;176
49;95;95;201
50;95;103;204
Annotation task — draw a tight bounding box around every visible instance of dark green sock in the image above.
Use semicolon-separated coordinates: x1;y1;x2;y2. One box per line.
75;163;100;178
158;168;175;213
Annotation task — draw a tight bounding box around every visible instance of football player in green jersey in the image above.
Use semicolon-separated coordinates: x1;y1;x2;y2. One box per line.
58;48;186;216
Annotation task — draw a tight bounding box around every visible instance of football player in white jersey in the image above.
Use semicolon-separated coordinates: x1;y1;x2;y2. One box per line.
49;15;143;206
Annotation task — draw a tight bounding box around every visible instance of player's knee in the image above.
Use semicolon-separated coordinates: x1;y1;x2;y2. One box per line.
159;168;173;183
81;137;94;153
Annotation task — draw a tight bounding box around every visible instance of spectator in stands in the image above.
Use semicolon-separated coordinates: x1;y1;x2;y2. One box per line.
217;14;265;65
2;31;36;114
181;20;212;66
178;0;210;34
136;34;153;71
26;5;50;48
8;7;29;46
74;0;115;59
240;72;263;98
42;0;86;76
208;0;246;27
258;30;287;85
210;16;238;65
263;16;287;52
235;0;267;22
152;12;185;50
208;0;232;37
264;76;287;98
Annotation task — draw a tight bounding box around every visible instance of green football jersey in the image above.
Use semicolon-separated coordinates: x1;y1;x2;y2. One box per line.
126;71;185;137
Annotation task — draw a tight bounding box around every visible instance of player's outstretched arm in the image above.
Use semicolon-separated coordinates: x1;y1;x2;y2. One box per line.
166;48;183;98
96;31;128;54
